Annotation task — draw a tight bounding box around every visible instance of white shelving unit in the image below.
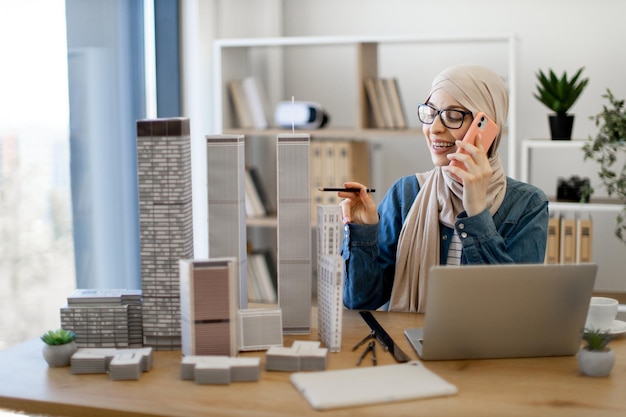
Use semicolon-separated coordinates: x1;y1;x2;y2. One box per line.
521;139;623;212
212;33;518;174
211;34;518;290
521;138;626;293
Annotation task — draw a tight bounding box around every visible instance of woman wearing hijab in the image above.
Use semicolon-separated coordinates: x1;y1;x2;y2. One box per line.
339;64;549;313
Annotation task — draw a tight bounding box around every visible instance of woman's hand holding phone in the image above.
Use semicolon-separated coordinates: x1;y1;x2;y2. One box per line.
449;112;498;172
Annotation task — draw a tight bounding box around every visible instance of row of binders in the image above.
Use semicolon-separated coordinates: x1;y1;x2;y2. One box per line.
364;77;407;129
545;213;593;264
311;139;370;222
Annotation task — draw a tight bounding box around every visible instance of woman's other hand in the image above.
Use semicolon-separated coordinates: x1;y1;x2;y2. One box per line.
338;182;379;225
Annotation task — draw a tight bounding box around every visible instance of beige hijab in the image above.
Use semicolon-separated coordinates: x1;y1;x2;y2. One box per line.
389;64;509;313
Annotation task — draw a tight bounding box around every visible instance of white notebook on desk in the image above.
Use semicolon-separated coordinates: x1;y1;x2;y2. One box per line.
290;361;457;410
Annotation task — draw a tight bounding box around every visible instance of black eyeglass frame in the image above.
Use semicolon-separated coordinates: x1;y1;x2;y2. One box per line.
417;103;473;130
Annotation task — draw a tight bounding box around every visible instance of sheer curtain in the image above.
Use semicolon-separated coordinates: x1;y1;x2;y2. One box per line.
0;0;74;349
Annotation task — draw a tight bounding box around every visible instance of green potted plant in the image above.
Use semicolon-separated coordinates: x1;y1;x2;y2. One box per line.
41;328;78;367
533;67;589;140
582;88;626;243
577;329;615;377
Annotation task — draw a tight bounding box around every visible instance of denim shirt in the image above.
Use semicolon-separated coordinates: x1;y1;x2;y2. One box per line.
342;175;549;310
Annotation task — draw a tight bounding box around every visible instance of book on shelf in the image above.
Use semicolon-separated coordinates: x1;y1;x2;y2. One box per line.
363;77;406;129
244;167;267;218
575;214;593;263
247;248;277;304
375;77;395;129
544;214;561;264
364;78;385;128
559;217;576;264
228;80;254;128
242;76;270;129
227;77;270;129
385;77;407;129
248;166;274;215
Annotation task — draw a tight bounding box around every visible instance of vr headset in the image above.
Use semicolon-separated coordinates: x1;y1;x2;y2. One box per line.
274;101;329;129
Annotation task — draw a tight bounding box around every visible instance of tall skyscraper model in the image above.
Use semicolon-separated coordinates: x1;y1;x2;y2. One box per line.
205;135;247;309
137;118;194;350
276;133;311;334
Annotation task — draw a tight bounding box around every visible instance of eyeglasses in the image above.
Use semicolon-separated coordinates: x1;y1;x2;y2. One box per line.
417;103;473;130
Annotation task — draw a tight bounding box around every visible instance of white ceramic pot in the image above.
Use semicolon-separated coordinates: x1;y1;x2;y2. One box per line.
42;341;78;367
577;348;615;377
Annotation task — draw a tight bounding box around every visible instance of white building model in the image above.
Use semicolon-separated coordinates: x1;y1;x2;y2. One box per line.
205;134;247;309
316;205;344;352
276;133;311;334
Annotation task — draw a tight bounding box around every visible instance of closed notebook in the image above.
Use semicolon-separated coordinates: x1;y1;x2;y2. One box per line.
290;361;457;410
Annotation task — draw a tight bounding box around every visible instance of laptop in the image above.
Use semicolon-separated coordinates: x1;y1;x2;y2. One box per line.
404;263;598;360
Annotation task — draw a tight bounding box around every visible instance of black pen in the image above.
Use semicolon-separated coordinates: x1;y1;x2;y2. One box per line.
318;187;376;193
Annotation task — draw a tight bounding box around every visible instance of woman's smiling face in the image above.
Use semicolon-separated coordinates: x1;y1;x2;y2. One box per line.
422;89;473;167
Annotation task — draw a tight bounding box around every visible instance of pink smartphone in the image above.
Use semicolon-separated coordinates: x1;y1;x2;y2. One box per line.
450;112;499;171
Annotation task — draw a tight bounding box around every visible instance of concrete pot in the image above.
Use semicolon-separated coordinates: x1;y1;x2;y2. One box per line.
577;347;615;377
42;341;78;367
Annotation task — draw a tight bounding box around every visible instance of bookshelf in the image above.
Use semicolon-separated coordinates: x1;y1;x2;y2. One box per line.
211;34;518;296
521;139;625;212
213;34;518;171
521;138;626;293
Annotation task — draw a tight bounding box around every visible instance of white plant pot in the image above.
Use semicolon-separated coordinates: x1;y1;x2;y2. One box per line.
42;341;78;367
577;348;615;377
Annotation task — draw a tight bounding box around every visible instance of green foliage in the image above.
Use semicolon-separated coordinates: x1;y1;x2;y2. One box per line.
40;328;76;345
533;67;589;115
582;329;614;351
582;89;626;243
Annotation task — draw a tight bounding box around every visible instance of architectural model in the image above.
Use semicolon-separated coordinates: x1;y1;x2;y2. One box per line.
60;289;143;348
205;134;248;309
266;340;327;372
276;133;311;334
237;307;283;351
316;204;344;352
136;118;194;350
179;258;238;357
180;356;261;384
70;347;153;380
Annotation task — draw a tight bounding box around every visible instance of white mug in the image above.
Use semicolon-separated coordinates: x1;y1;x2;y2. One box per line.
585;297;618;331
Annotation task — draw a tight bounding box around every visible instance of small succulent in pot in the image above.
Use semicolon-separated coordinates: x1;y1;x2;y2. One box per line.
581;328;613;351
41;328;76;345
578;329;615;377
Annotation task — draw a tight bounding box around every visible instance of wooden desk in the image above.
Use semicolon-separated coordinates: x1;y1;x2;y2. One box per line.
0;309;624;417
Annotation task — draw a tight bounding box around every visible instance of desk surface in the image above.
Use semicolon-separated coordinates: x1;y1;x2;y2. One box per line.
0;309;624;417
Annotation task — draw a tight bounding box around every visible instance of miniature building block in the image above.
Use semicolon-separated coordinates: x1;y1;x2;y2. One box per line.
179;258;238;357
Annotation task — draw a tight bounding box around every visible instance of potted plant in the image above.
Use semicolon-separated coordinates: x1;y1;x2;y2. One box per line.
534;67;589;140
582;89;626;243
577;329;615;377
41;328;78;367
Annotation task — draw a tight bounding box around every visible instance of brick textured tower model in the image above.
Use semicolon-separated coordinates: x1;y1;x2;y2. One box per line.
205;135;247;310
179;258;238;357
276;133;311;334
316;205;344;352
136;118;194;350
